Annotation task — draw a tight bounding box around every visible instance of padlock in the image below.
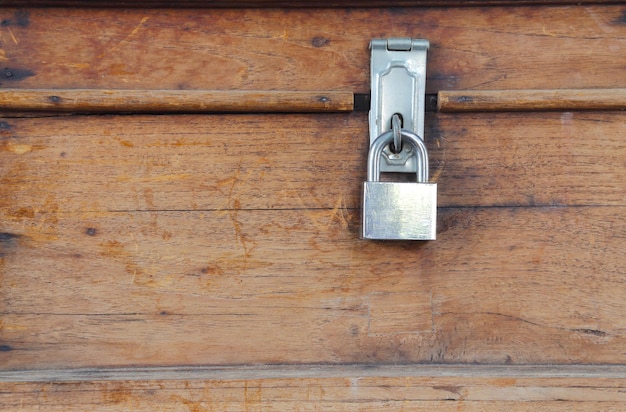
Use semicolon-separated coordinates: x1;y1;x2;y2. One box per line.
362;129;437;240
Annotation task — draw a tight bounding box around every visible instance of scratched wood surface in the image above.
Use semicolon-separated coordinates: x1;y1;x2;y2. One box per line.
0;7;624;93
0;4;625;411
1;200;625;368
1;112;625;212
1;365;626;411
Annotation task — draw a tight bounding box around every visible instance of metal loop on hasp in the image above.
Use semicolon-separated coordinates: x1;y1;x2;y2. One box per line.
391;113;402;153
367;129;429;183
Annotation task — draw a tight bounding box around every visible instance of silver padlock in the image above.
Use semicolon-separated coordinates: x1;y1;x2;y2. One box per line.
362;129;437;240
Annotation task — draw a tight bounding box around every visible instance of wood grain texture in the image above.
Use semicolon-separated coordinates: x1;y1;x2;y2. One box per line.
1;112;624;212
2;0;625;7
438;88;626;112
5;364;625;381
0;89;354;113
1;366;625;411
0;206;624;368
0;7;624;93
0;5;625;410
2;113;622;368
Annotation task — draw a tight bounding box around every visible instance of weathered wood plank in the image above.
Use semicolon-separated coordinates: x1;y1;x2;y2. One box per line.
1;112;624;213
1;207;624;368
4;364;626;381
0;7;624;92
438;88;626;112
0;399;622;412
2;0;625;7
0;89;354;113
0;7;624;409
0;365;625;411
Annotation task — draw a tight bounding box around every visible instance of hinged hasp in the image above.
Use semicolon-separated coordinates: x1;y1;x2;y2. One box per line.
362;38;436;241
369;38;429;173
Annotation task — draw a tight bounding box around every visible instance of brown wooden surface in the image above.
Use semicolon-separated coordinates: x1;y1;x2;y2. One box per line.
1;112;624;211
1;365;625;411
1;199;625;368
438;88;626;112
1;4;625;411
1;0;624;7
0;89;354;113
0;7;624;93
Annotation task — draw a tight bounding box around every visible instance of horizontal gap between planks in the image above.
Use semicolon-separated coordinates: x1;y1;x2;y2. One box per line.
1;364;626;383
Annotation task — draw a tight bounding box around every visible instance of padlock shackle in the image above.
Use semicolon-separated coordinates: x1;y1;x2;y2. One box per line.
367;129;429;182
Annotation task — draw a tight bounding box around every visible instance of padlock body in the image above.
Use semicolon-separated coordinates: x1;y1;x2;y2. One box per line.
362;182;437;240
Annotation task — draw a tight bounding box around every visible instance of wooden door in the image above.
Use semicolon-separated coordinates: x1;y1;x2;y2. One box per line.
0;1;625;410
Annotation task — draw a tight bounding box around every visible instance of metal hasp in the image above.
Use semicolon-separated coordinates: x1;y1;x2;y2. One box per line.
363;38;436;240
369;38;429;173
